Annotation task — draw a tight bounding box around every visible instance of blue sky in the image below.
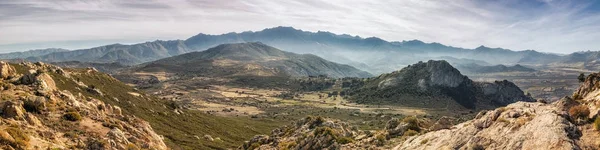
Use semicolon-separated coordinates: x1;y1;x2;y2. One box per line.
1;0;599;54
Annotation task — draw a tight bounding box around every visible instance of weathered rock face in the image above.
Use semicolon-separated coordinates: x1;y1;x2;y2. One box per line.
427;60;466;87
476;80;535;106
0;61;16;79
395;102;580;150
574;73;600;99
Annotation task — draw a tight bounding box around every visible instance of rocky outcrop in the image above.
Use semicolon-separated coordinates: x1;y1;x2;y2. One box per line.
476;80;535;106
348;60;533;110
395;102;580;150
427;60;466;87
574;73;600;99
241;116;360;150
0;61;16;79
1;101;24;119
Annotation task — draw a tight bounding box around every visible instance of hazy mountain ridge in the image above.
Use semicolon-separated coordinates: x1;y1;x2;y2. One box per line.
25;40;191;65
455;63;536;74
0;48;69;59
6;26;599;74
182;27;559;74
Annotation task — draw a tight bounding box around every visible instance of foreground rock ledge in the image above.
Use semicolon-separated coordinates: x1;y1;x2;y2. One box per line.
394;102;579;150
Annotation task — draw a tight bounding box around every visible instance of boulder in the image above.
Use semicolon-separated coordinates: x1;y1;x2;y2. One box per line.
107;128;129;144
428;116;456;131
35;73;57;92
0;61;16;79
2;101;24;119
25;113;42;126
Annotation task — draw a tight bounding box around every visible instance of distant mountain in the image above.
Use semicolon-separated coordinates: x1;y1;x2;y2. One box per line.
9;26;590;74
182;27;560;74
455;63;536;74
0;48;69;59
131;42;372;78
343;60;534;110
26;40;191;65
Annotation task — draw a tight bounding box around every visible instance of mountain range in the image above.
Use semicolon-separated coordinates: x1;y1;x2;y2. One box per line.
1;26;598;75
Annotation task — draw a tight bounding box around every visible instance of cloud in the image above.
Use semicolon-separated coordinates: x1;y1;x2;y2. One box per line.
0;0;599;53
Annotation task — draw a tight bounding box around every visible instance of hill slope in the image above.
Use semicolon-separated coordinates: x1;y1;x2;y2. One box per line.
344;60;534;110
132;42;372;78
0;61;282;149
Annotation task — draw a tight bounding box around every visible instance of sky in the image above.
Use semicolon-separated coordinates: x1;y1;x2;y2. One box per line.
1;0;600;54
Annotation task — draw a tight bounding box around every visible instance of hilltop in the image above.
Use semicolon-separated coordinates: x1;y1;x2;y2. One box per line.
344;60;534;110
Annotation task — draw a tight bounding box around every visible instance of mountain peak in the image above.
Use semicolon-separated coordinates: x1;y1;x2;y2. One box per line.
260;26;302;33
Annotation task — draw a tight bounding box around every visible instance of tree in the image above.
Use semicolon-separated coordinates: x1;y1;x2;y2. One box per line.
578;73;586;82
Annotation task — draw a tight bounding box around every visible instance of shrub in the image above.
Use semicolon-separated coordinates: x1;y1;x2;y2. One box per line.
336;136;354;144
2;127;30;149
63;112;82;121
578;73;586;83
568;105;590;120
594;117;600;131
573;93;581;100
375;134;386;146
420;138;429;144
126;143;139;150
278;141;297;150
403;129;418;136
402;116;420;131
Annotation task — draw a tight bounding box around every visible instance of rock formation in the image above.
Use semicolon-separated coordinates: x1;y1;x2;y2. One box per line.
347;60;534;110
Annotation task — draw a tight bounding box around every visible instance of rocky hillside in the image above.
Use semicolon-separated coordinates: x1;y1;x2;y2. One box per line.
0;61;166;149
0;61;283;149
129;42;372;78
345;60;534;110
240;115;434;150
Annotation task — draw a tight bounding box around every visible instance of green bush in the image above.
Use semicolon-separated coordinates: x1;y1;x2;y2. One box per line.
403;129;418;136
63;112;82;121
375;134;386;146
2;127;30;149
336;136;354;144
402;116;420;131
594;117;600;131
